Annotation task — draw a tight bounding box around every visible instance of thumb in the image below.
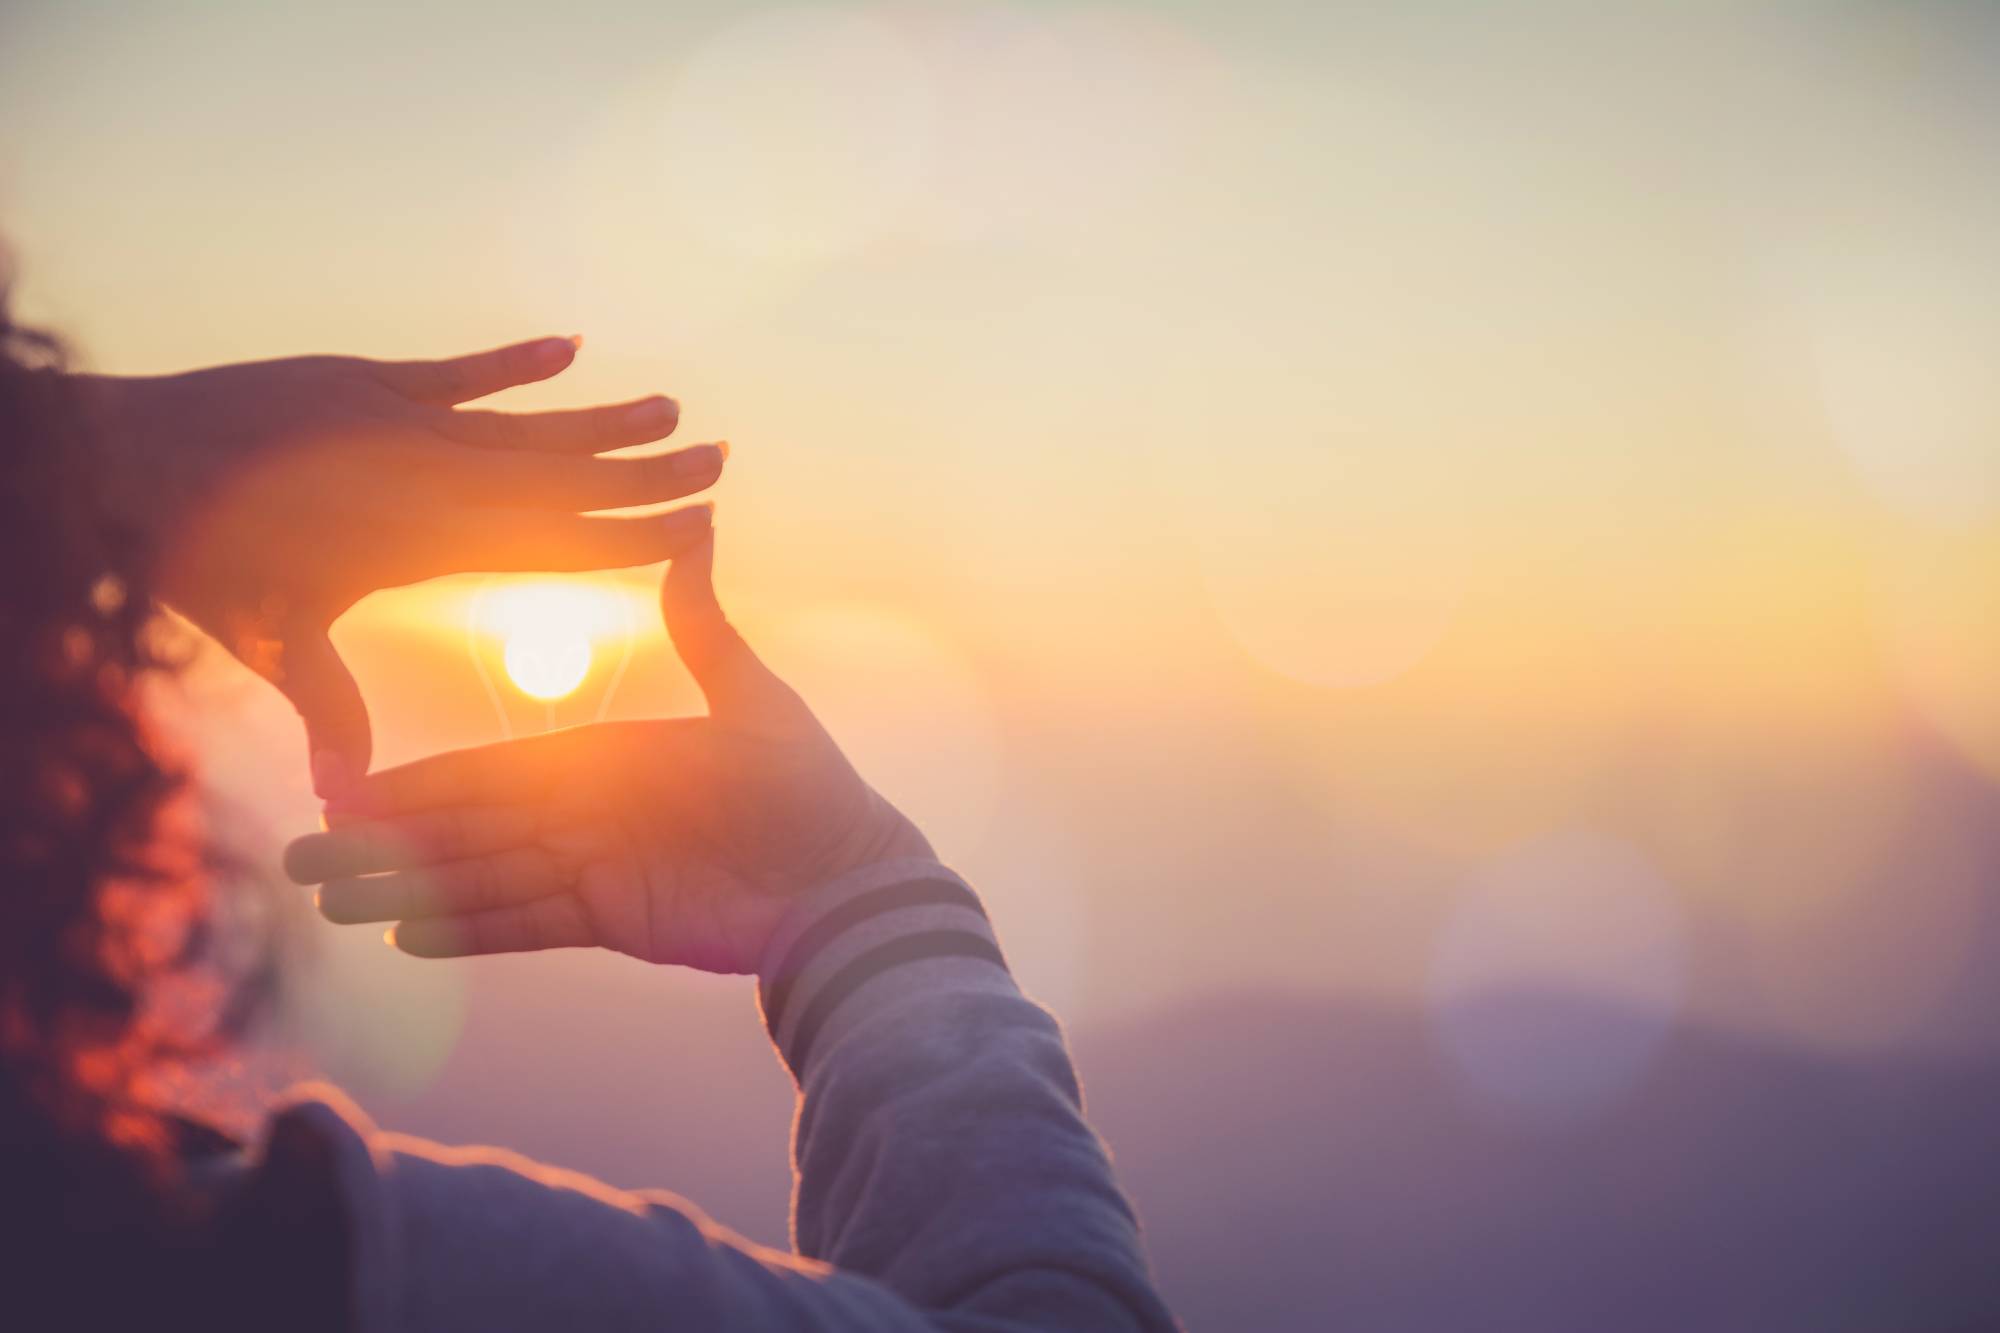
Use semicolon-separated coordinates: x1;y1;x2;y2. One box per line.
277;625;372;797
661;532;777;716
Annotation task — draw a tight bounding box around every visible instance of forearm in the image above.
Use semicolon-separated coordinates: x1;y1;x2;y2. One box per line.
757;859;1178;1331
282;861;1178;1330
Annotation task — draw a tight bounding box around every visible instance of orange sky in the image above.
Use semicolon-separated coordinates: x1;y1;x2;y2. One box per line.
6;2;1999;1109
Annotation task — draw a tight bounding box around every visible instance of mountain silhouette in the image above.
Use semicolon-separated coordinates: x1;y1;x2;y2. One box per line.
371;970;2000;1331
1075;989;2000;1332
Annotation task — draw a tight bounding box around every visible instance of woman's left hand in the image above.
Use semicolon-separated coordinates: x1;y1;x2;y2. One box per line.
81;337;724;792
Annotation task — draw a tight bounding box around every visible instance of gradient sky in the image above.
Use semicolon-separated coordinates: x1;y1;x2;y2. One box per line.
4;1;1998;1133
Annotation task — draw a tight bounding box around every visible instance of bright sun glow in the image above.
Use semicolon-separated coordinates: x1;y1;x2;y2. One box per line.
503;630;593;700
475;580;633;701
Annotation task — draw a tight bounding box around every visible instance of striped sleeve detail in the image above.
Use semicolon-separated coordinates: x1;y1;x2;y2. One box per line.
763;878;985;1034
756;859;1013;1077
788;930;1008;1070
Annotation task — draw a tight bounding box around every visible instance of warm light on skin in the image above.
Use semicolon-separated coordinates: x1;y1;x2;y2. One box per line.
44;3;2000;1062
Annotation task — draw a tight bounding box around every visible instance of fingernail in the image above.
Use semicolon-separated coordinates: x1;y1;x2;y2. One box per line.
535;336;575;365
669;502;715;528
311;750;349;800
716;438;731;462
672;443;725;477
627;396;678;432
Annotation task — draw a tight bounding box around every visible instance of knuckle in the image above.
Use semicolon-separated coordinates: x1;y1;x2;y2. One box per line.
436;357;471;401
470;859;497;912
642;452;678;496
443;808;474;861
592;406;620;449
319;355;375;382
451;410;494;446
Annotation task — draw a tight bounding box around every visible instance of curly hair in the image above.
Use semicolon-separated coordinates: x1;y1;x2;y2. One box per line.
0;259;347;1326
0;261;202;1156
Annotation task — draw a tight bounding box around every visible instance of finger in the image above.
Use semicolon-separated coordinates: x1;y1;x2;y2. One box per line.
372;335;579;406
316;847;569;924
451;502;714;572
434;443;726;513
283;806;542;883
327;728;594;818
391;897;595;958
438;396;681;454
277;628;372;795
661;531;783;715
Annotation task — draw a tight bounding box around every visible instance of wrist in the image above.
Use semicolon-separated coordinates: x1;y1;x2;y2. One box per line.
754;860;1011;1078
846;790;936;869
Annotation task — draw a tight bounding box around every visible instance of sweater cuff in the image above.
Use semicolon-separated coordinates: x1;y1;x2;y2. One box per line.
756;859;1014;1078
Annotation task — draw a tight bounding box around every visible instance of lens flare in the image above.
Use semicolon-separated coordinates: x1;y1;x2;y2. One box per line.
1430;831;1687;1126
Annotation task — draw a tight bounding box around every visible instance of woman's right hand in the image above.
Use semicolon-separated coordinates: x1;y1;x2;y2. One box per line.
281;536;934;975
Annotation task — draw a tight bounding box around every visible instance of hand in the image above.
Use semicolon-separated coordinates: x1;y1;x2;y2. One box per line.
82;337;723;790
282;534;934;974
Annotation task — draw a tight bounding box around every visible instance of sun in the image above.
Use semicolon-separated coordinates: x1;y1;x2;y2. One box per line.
503;628;593;700
477;580;628;702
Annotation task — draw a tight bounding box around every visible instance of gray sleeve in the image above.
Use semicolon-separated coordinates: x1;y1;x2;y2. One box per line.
756;858;1178;1332
277;862;1175;1332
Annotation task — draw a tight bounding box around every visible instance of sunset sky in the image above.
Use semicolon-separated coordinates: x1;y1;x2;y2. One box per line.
3;0;1997;1151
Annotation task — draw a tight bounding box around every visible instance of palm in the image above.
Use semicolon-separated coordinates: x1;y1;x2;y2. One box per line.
576;843;788;976
538;717;886;973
